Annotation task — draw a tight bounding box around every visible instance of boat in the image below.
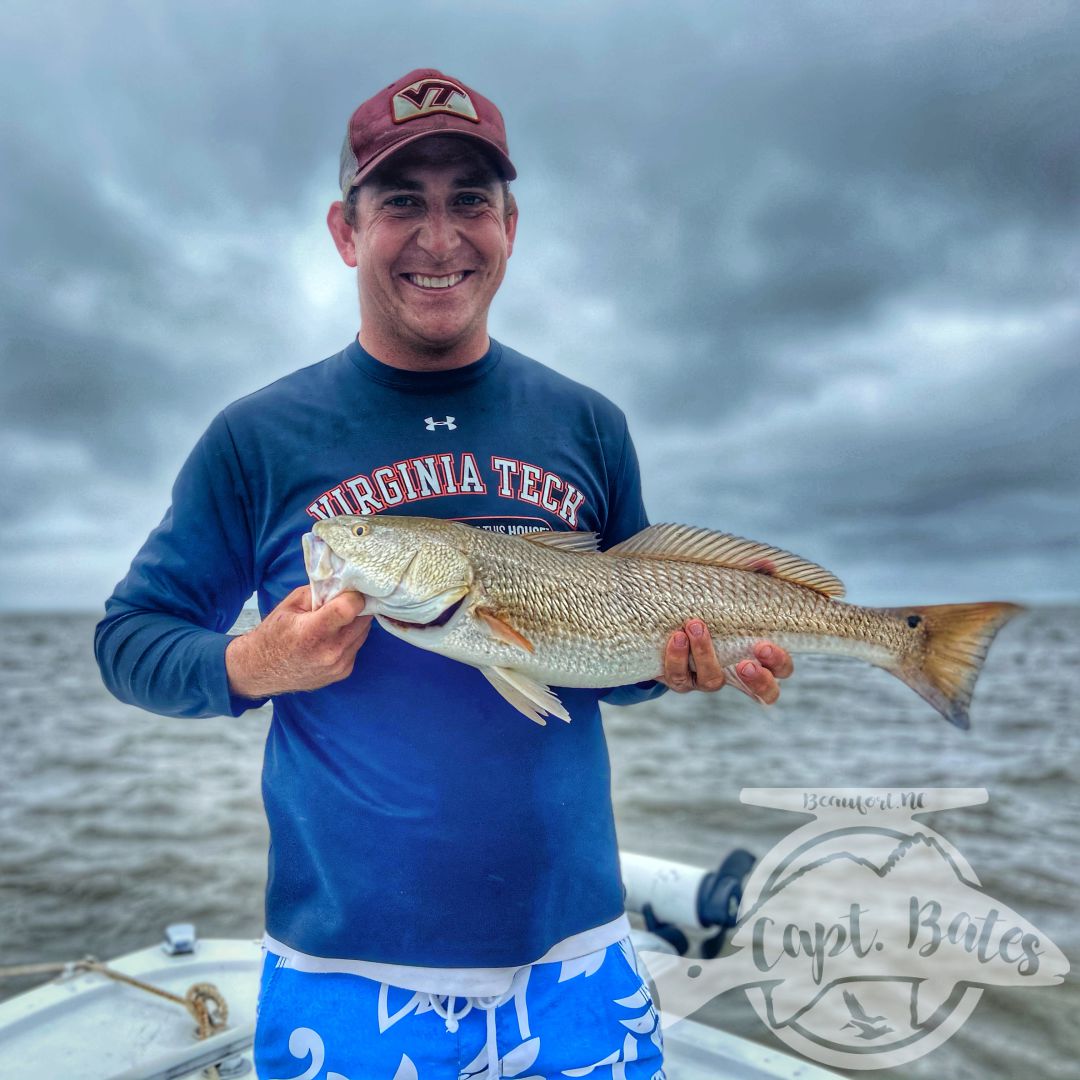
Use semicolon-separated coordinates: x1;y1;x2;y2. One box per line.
0;850;842;1080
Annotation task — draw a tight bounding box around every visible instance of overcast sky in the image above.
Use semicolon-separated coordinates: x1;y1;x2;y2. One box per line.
2;1;1077;611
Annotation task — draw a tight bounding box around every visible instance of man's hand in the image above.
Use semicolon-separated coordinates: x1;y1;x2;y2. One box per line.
660;620;793;703
226;585;372;699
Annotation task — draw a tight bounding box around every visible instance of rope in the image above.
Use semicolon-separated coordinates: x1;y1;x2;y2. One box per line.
0;957;228;1040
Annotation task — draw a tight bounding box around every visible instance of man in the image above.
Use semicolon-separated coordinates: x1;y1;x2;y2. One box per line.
96;69;791;1079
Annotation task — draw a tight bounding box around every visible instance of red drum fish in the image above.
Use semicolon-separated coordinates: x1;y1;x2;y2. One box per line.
303;515;1021;728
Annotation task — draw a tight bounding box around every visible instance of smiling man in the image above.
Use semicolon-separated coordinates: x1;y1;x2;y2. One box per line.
96;69;791;1079
333;138;516;365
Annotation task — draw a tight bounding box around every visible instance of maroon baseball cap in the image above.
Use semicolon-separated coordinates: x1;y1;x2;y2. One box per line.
338;68;517;198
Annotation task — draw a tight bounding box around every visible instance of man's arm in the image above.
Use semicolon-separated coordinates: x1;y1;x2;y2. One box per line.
95;412;371;717
95;412;263;717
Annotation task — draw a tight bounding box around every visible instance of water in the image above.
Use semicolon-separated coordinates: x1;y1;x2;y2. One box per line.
0;609;1076;1078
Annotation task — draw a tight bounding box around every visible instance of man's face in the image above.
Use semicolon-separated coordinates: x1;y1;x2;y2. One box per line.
329;137;517;364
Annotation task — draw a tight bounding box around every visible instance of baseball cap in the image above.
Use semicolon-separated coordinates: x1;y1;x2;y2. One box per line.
339;68;517;198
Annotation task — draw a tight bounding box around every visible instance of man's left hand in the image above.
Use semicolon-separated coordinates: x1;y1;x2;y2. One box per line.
660;621;793;703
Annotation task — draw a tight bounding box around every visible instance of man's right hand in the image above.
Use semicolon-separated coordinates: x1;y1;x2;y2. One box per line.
226;585;372;699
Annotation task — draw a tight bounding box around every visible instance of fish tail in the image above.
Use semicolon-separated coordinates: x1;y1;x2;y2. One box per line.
889;602;1024;729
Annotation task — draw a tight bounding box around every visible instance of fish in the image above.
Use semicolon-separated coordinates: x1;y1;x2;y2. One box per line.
302;515;1022;729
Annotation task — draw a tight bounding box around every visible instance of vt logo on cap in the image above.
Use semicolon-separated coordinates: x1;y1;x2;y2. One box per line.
339;68;517;196
393;77;479;124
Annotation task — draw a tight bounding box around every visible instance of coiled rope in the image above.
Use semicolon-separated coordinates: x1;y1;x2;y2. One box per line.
0;957;228;1040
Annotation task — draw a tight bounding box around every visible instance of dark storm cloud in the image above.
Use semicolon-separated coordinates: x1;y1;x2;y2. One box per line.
522;7;1080;421
487;1;1080;603
1;0;1077;607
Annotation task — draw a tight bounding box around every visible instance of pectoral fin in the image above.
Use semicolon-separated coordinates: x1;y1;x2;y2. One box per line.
480;666;571;725
475;608;535;653
722;663;770;706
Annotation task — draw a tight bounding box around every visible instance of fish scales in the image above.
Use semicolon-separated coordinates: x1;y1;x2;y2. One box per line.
473;544;891;684
304;515;1022;728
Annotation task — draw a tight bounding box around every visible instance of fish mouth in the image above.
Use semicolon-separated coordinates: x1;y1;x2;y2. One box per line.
303;531;387;611
304;532;349;609
381;594;467;632
304;531;470;627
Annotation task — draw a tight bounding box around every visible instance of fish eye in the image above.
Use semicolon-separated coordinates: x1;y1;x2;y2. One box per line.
352;522;368;537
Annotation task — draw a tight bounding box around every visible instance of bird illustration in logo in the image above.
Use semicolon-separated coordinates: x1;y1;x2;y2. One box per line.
840;991;893;1040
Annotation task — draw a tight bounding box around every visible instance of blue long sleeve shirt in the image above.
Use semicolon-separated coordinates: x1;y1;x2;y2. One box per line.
95;338;664;967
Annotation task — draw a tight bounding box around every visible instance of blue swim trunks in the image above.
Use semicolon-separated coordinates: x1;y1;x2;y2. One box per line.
255;936;665;1079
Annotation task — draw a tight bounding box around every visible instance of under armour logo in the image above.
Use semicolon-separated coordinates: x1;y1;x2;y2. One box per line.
393;78;480;124
424;416;457;431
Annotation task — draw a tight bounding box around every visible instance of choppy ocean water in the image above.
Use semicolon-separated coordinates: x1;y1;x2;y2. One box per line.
0;608;1075;1078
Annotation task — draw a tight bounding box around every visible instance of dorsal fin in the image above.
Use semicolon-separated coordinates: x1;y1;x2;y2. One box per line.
522;530;599;552
605;524;845;598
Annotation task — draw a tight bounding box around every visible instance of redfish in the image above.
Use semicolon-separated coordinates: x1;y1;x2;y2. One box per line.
303;516;1021;728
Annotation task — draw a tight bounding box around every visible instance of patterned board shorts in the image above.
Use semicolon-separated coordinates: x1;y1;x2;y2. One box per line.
254;936;666;1080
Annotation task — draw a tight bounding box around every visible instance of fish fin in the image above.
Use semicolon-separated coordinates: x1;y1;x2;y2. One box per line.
889;602;1024;729
479;666;572;725
722;663;771;705
522;530;600;552
475;608;535;653
606;524;845;599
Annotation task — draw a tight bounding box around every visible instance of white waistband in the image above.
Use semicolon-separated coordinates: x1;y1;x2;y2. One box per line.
262;912;631;997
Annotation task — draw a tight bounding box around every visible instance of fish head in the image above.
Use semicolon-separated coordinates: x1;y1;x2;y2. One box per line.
304;515;474;626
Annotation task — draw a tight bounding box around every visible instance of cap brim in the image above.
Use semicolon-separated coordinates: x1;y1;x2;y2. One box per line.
344;129;516;196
